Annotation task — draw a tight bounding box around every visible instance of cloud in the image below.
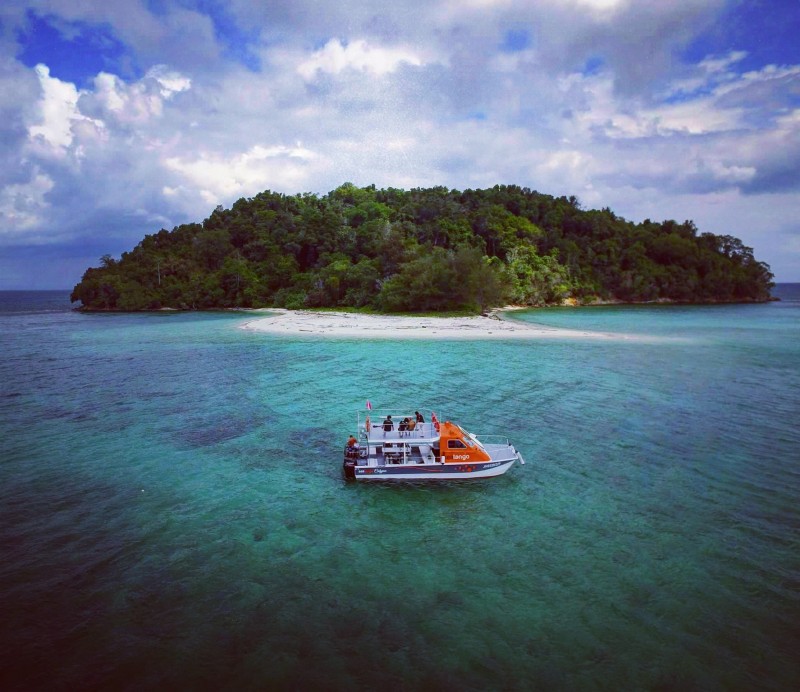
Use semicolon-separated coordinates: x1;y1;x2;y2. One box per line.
164;144;322;205
297;39;425;80
738;110;800;194
1;0;800;283
28;64;86;150
522;1;728;95
84;65;190;125
147;65;191;97
0;169;54;239
575;0;625;11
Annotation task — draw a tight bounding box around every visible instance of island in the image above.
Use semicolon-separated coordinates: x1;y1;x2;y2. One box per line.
71;183;774;312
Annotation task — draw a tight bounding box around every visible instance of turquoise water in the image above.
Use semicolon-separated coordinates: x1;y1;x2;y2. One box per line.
1;289;799;690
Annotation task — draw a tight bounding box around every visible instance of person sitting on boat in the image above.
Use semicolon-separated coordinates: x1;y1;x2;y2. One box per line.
398;418;408;436
383;415;393;436
406;417;416;435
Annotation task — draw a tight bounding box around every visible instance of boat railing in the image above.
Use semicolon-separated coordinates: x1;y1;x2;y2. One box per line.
360;420;436;440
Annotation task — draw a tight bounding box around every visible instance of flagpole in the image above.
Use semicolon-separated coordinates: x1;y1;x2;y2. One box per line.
364;400;373;440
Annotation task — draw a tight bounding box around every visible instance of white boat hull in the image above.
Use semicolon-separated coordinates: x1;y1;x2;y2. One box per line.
351;456;518;481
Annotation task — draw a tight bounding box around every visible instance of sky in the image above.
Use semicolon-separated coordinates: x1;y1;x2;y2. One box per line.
1;0;799;289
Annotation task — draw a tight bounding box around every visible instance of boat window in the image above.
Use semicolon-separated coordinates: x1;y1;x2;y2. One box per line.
447;439;467;449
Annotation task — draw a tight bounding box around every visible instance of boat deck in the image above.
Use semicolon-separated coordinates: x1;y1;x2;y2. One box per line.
359;443;438;466
353;432;517;467
355;420;437;466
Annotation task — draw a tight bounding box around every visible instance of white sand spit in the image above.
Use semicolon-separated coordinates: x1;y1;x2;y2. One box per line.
239;309;653;341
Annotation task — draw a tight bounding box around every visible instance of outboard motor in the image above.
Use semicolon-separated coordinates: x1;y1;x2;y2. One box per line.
343;445;358;479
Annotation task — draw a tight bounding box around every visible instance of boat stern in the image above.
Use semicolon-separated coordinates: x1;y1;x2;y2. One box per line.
343;444;361;479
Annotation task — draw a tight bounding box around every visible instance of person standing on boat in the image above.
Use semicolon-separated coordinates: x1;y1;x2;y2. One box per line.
415;411;424;435
345;435;359;460
383;415;393;436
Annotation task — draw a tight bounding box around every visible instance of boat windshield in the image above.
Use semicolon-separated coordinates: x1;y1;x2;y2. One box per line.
457;425;486;450
454;426;477;447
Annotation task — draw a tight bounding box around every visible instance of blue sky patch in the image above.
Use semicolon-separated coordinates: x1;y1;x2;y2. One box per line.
582;56;604;76
16;11;138;86
501;29;530;53
683;0;800;71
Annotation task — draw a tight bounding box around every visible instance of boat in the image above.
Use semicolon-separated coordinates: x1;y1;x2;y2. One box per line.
342;409;525;481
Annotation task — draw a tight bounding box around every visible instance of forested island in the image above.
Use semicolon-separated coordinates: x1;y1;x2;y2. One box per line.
71;183;774;312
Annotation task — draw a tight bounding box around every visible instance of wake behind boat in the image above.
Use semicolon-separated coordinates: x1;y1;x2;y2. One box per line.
342;409;524;481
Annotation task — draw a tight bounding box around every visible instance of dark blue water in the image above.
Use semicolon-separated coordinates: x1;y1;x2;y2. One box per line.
1;289;799;690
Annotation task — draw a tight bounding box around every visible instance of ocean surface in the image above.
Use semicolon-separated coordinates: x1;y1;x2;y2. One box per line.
1;287;799;690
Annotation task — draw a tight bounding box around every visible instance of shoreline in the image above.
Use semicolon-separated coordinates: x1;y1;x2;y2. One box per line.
70;294;778;314
239;308;657;341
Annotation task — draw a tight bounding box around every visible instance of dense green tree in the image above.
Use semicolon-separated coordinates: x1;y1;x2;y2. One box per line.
70;183;774;312
507;246;572;305
377;247;458;312
451;246;508;311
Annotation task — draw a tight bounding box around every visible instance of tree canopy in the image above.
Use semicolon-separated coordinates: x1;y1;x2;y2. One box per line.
71;183;774;312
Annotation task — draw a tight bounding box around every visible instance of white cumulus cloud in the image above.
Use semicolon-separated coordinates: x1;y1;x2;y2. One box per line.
27;65;87;151
2;0;800;282
0;169;55;239
297;39;424;80
164;144;322;205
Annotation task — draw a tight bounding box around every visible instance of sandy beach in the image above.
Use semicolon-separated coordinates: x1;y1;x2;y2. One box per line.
239;308;644;341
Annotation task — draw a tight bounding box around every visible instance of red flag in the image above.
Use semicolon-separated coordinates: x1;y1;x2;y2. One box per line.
431;411;440;431
366;400;372;410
